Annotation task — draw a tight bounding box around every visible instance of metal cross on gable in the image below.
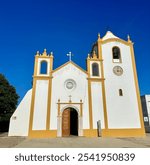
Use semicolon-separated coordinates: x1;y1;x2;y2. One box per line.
67;52;73;61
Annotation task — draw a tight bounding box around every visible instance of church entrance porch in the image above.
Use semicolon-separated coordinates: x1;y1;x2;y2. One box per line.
62;108;78;137
57;100;83;137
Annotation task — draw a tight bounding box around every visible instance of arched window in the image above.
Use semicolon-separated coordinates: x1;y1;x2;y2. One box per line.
112;46;121;63
92;63;99;76
119;89;123;96
40;61;47;74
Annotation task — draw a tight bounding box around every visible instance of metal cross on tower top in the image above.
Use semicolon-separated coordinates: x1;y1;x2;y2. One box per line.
67;52;73;61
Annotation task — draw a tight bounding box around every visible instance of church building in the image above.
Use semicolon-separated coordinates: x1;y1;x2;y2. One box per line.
141;95;150;132
9;31;145;138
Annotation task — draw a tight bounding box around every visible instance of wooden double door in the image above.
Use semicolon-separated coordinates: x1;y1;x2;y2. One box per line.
62;108;78;137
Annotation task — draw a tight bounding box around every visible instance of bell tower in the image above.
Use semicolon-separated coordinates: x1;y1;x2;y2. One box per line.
28;49;55;138
86;34;108;137
33;49;53;77
87;34;104;79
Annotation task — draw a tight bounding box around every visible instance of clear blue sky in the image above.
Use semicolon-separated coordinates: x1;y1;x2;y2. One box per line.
0;0;150;102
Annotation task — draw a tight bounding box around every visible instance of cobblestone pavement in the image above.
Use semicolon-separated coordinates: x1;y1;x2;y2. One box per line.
0;133;150;148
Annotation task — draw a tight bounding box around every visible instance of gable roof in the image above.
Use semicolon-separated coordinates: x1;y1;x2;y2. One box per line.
52;61;88;75
101;31;130;46
102;31;118;40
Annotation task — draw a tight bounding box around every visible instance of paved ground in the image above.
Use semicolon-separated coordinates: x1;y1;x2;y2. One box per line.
0;133;150;148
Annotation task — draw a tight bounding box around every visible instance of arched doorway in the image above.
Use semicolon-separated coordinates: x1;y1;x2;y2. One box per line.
62;108;78;137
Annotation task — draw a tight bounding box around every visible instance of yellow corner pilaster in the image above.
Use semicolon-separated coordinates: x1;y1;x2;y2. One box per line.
88;80;93;129
97;36;108;129
129;43;145;136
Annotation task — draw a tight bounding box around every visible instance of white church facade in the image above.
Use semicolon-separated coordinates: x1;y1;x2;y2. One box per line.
9;31;145;138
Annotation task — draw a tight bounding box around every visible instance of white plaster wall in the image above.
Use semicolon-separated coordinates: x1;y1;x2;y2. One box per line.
32;80;48;130
50;63;89;130
91;82;105;129
37;58;50;76
8;89;32;136
102;41;141;128
145;95;150;125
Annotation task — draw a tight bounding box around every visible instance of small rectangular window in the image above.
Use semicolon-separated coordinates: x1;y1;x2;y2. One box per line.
119;89;123;96
12;116;17;120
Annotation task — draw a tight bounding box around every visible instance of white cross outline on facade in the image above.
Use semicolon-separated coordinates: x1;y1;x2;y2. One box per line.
69;95;72;102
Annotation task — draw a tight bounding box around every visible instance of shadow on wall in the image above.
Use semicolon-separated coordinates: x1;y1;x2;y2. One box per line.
145;126;150;133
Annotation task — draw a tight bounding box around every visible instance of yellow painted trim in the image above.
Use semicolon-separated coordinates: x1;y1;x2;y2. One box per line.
46;76;53;130
29;130;57;138
88;80;93;129
102;38;130;46
101;82;108;129
35;55;52;59
129;43;145;135
57;100;61;116
28;79;37;135
87;58;90;76
83;129;98;137
97;37;102;59
50;57;53;71
88;58;103;62
80;100;83;117
87;78;105;81
34;56;38;76
52;61;88;74
102;128;145;137
33;76;52;79
98;39;108;129
57;102;83;105
83;128;145;137
86;53;94;130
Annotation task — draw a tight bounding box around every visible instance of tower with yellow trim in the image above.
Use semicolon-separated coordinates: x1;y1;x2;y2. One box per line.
9;31;145;138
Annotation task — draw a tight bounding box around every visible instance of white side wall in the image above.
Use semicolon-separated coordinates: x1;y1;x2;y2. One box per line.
102;41;141;128
50;63;89;130
32;80;48;130
8;89;32;136
91;82;105;129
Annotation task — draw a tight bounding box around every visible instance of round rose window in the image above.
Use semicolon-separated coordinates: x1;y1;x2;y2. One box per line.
65;79;76;91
